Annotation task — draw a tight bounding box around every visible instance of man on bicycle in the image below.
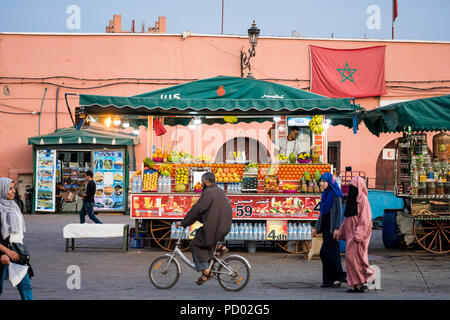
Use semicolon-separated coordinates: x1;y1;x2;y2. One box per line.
176;172;232;285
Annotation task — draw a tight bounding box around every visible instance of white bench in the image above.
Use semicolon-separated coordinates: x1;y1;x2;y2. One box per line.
63;223;129;252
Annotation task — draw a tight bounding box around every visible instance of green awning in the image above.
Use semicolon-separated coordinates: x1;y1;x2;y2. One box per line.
28;127;138;146
363;95;450;136
78;76;361;117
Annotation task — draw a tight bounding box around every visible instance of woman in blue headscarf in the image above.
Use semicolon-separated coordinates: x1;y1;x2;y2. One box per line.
0;177;33;300
312;172;347;288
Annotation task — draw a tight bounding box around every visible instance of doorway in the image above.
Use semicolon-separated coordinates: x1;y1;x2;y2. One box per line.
328;141;341;172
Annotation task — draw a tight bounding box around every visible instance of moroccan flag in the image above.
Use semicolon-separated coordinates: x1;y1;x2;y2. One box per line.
393;0;398;22
309;45;386;98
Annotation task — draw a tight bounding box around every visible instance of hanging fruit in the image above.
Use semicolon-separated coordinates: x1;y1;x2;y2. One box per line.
309;115;324;135
223;116;238;124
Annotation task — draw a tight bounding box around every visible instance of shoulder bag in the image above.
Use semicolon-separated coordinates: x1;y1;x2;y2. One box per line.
11;242;31;265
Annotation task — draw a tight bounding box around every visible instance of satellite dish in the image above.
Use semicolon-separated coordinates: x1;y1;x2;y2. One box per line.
3;85;10;96
291;30;301;37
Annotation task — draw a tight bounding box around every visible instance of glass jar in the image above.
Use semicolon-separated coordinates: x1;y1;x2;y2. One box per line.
427;181;436;196
444;182;450;195
433;158;441;172
418;182;427;196
436;181;444;195
419;167;427;183
412;167;419;183
412;181;419;196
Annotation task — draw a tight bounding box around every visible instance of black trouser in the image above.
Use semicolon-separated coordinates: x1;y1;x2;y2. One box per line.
320;237;346;286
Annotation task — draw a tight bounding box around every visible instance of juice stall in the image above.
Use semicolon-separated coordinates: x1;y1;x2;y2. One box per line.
363;94;450;254
76;76;361;254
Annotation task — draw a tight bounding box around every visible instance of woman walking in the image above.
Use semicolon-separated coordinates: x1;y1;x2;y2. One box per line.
312;172;346;288
338;176;374;293
0;177;33;300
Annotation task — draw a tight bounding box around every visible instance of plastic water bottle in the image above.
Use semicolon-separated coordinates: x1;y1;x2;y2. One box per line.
245;223;250;240
166;176;172;193
132;175;142;193
157;176;162;193
231;223;237;240
293;223;299;240
171;222;176;239
262;223;266;241
306;223;312;240
300;223;306;240
248;224;253;240
173;225;179;239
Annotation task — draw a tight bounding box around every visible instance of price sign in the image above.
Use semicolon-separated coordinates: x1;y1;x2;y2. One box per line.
266;220;288;241
189;221;203;239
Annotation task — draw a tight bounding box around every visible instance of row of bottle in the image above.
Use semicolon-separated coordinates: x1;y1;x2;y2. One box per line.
170;222;191;239
288;223;312;240
170;221;313;241
157;175;172;193
217;182;243;194
225;223;266;241
131;175;143;193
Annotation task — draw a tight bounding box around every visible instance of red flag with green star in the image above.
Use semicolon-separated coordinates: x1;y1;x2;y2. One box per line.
309;45;386;98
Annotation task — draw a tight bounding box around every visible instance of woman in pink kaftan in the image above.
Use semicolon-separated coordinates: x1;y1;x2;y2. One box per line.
337;176;374;293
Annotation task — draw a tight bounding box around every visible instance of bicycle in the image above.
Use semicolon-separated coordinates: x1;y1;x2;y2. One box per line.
149;238;251;291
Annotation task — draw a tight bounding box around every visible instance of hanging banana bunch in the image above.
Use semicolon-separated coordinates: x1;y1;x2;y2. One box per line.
224;116;238;124
309;115;324;135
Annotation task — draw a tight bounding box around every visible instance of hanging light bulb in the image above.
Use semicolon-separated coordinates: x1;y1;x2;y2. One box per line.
133;128;140;135
273;116;281;122
193;116;202;126
113;118;121;126
122;122;130;128
104;116;112;127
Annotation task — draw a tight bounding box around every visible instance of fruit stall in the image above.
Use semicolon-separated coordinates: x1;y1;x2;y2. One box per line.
363;95;450;254
76;76;361;254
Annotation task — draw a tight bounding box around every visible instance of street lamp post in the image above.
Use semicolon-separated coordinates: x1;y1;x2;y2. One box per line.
240;20;260;78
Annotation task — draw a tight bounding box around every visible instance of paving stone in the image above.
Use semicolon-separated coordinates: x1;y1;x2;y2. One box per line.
1;214;449;300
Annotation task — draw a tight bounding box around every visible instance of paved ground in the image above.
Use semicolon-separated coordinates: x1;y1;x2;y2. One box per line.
1;214;449;300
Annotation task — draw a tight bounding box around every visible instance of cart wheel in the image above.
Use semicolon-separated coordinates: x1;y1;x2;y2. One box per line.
149;219;190;252
413;219;450;254
277;241;311;254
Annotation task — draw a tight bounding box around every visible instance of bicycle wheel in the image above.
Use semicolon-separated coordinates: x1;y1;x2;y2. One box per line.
149;256;180;289
215;256;250;292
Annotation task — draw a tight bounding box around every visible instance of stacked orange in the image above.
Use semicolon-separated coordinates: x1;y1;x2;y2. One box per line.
211;164;244;183
260;164;332;181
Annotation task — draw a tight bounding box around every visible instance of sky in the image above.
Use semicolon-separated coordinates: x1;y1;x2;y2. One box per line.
0;0;449;41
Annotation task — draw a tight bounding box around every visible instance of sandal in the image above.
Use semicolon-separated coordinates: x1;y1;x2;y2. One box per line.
347;284;367;293
195;270;213;286
215;245;229;258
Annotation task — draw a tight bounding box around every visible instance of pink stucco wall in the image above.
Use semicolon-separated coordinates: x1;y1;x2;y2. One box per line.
1;33;449;183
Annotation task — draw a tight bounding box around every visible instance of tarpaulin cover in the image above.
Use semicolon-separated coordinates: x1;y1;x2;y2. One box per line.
362;95;450;136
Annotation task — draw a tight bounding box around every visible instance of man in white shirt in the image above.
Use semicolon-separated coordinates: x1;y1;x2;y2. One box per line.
276;126;302;157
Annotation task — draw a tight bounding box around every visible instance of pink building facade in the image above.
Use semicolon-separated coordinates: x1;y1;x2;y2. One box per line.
1;32;449;189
